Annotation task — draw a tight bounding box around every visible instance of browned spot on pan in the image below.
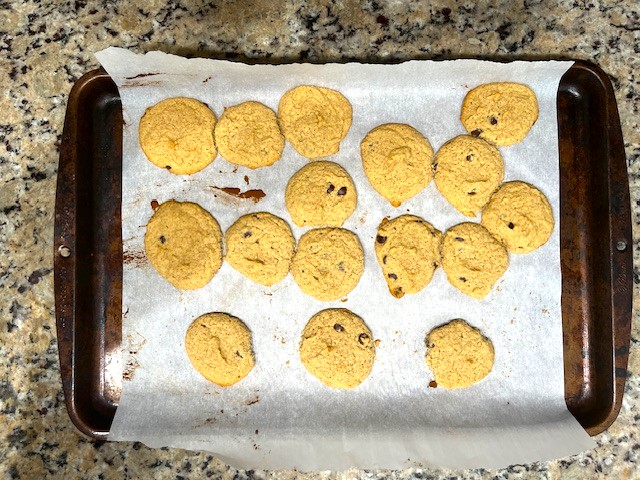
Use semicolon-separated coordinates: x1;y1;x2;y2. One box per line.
123;250;146;268
122;80;162;88
211;186;266;203
123;357;140;381
125;72;160;80
123;334;147;381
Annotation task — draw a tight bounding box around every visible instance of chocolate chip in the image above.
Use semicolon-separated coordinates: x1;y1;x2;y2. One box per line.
455;236;464;242
337;262;345;271
337;186;347;196
432;262;438;268
459;276;467;282
466;154;473;161
428;380;438;388
490;116;498;125
470;129;482;137
358;333;369;345
508;222;515;229
243;231;252;238
382;255;387;264
468;191;476;195
376;235;387;244
326;183;335;194
165;165;172;170
387;273;397;280
334;323;344;332
159;235;166;244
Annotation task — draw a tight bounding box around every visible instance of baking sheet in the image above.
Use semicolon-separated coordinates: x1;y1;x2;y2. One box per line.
95;47;594;470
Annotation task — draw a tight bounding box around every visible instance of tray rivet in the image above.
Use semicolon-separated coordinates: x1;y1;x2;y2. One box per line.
616;240;627;252
59;245;71;258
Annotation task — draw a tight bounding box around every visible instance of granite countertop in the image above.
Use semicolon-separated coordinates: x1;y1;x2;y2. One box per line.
1;0;638;478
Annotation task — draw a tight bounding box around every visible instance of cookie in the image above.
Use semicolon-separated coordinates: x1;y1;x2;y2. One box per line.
441;222;508;299
299;308;375;389
425;319;494;389
214;101;285;169
434;135;504;217
278;85;352;159
144;201;223;290
460;82;539;146
361;123;434;206
139;97;217;174
224;212;295;286
285;161;357;227
481;181;554;253
374;215;442;298
291;227;364;301
185;312;254;387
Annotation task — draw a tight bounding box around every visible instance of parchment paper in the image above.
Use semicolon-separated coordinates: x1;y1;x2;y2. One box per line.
95;47;595;470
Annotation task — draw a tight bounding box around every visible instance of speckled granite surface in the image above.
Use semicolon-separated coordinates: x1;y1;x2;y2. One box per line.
1;1;638;478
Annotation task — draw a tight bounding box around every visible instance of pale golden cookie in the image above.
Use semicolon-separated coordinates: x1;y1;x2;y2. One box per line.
361;123;434;206
214;101;285;169
292;228;364;301
481;181;554;253
285;161;357;227
185;312;254;387
299;308;375;389
278;85;352;159
425;319;494;389
139;97;217;174
144;201;223;290
441;222;508;299
460;82;539;146
374;215;442;298
434;135;504;217
225;212;295;286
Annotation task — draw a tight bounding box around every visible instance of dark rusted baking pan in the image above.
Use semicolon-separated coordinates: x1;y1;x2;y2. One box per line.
54;61;632;440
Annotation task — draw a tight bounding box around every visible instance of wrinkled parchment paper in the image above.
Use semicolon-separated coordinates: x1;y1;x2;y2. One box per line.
95;47;594;470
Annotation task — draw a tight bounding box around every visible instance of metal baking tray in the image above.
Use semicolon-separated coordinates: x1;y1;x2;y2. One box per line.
54;61;632;440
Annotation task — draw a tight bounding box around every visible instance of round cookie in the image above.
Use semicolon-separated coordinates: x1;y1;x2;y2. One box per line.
361;123;434;206
460;82;539;146
291;227;364;301
225;212;295;286
481;181;554;254
425;319;494;389
374;215;442;298
139;97;217;174
144;201;223;290
299;308;375;389
434;135;504;217
285;161;357;227
441;222;508;299
278;85;352;159
214;101;285;169
185;312;254;387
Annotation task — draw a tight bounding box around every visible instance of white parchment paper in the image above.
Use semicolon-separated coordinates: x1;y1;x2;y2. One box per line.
95;47;594;470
